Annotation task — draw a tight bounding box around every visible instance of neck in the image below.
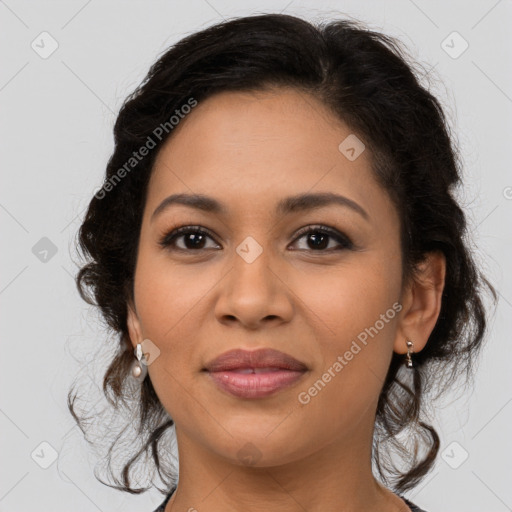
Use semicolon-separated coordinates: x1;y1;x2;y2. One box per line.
165;425;410;512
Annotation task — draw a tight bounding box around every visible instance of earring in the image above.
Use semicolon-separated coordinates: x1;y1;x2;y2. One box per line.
131;342;148;381
405;339;414;369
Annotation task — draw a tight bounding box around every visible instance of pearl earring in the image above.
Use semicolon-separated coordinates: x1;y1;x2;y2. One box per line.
131;342;148;381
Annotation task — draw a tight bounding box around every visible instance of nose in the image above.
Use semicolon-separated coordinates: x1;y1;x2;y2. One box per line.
214;243;294;330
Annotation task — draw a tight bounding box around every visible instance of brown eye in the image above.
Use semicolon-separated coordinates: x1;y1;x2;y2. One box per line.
159;224;354;254
290;225;354;251
159;226;220;251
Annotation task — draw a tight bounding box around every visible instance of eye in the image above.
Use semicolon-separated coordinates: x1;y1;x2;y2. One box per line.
158;225;220;251
158;224;354;253
290;225;354;251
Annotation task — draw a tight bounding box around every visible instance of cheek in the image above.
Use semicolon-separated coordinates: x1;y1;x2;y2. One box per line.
133;269;201;420
133;245;213;342
132;249;218;413
292;255;400;345
289;257;400;414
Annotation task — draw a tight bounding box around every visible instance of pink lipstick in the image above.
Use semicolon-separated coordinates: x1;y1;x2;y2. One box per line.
203;348;308;399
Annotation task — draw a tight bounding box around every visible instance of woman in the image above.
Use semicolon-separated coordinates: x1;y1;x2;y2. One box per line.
69;13;497;512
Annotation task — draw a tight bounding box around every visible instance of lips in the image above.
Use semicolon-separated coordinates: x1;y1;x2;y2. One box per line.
203;348;308;372
203;348;308;399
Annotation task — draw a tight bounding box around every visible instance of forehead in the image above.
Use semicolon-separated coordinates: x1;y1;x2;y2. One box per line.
155;87;351;164
146;87;389;223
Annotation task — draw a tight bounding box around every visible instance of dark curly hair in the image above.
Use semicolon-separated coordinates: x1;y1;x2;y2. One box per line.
68;12;497;498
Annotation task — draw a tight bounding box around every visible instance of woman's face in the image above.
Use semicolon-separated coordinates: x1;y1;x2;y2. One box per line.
128;87;407;466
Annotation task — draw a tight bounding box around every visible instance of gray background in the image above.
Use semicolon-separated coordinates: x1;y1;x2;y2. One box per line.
1;1;511;511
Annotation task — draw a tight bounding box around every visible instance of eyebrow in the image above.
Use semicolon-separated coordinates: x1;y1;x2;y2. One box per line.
151;192;370;222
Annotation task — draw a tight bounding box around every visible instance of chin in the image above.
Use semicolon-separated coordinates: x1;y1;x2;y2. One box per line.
209;430;311;468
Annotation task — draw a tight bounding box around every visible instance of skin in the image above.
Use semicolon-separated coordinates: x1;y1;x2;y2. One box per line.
127;87;446;512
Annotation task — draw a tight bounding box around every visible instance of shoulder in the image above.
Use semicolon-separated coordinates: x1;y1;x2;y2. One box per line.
399;495;429;512
152;486;176;512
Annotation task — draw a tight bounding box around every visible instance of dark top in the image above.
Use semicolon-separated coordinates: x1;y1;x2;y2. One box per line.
152;485;428;511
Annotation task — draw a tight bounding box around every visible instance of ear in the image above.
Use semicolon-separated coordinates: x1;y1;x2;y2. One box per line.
394;250;446;355
126;299;143;350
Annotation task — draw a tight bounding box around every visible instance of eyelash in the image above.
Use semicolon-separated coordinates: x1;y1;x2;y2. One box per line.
158;224;354;253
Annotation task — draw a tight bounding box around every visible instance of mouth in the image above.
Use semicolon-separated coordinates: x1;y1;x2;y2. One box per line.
202;348;308;399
